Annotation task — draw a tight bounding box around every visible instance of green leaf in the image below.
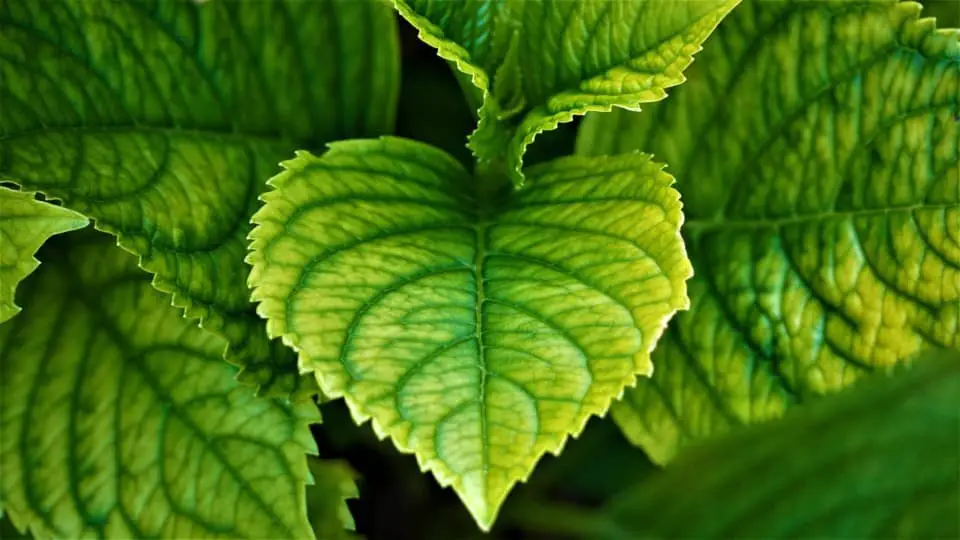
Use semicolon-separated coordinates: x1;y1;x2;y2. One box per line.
0;0;401;399
601;351;960;539
0;232;344;539
306;459;360;540
247;137;692;530
576;0;960;463
0;187;87;324
393;0;739;186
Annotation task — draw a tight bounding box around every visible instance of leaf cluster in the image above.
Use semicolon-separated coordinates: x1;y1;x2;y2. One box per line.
0;0;956;538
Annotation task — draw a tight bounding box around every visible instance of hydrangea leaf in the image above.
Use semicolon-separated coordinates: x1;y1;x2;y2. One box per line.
0;232;346;539
602;352;960;539
576;0;960;463
247;137;692;529
0;0;401;399
0;187;87;324
306;459;360;540
393;0;739;187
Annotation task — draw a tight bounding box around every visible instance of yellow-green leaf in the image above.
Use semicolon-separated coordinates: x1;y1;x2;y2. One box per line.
0;232;346;539
0;187;87;324
394;0;739;186
247;137;692;530
0;0;401;399
576;0;960;463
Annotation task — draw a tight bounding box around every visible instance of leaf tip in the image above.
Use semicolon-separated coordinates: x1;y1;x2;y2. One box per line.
455;472;510;533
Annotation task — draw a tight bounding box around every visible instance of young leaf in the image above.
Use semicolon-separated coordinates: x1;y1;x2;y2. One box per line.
0;0;401;399
601;352;960;539
247;137;692;530
576;0;960;463
0;188;87;323
0;232;343;539
394;0;739;186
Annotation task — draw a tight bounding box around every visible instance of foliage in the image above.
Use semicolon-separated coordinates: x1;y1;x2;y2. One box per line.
599;350;960;539
0;232;328;539
247;139;690;528
0;0;399;399
576;0;960;464
394;0;738;186
0;189;87;323
0;0;956;537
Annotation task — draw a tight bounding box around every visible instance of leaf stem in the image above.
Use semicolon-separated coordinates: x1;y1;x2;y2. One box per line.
473;158;512;210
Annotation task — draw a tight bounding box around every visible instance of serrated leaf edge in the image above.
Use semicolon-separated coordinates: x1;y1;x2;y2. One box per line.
245;137;693;530
394;0;741;188
0;187;88;324
1;180;312;402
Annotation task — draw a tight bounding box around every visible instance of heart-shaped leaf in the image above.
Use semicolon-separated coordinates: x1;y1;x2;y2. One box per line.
247;137;692;529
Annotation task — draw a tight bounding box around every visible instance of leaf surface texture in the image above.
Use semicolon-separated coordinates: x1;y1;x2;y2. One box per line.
576;0;960;463
602;353;960;539
0;233;341;539
394;0;738;185
0;188;87;323
0;0;400;398
247;137;692;529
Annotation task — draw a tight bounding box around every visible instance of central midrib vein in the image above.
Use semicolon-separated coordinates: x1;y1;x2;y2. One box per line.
473;219;490;482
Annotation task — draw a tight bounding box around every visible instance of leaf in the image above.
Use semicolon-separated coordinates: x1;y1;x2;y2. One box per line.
0;187;87;324
247;137;692;530
0;0;401;399
600;351;960;539
0;232;346;539
393;0;739;186
306;459;360;540
576;0;960;463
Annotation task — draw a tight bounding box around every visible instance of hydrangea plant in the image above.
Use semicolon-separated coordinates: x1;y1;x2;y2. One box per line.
0;0;956;537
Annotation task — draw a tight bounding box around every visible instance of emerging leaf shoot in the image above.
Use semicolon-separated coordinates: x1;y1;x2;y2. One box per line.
395;0;740;186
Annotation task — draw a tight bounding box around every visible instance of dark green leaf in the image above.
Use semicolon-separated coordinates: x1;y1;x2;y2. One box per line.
0;0;401;398
601;351;960;539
